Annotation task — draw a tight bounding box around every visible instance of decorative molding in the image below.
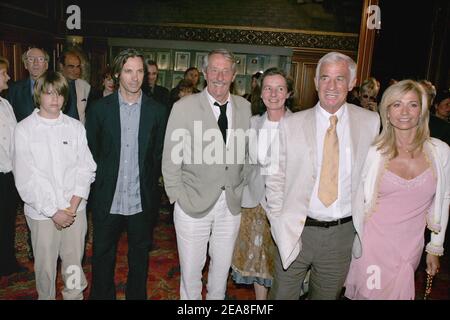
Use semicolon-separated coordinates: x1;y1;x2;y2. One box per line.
82;22;358;51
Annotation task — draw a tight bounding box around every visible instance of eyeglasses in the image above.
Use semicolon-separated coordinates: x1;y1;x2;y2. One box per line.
26;56;47;63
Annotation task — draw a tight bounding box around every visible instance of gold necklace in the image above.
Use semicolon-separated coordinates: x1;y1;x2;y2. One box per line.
397;144;415;158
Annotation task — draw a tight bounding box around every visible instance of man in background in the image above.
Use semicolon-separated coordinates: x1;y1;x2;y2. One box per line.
7;47;49;122
59;50;91;124
143;59;170;108
86;48;167;300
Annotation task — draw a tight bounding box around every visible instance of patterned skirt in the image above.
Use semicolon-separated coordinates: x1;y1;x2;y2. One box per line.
231;204;275;287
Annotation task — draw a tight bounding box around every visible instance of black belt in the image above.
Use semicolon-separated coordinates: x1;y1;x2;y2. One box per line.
305;216;352;228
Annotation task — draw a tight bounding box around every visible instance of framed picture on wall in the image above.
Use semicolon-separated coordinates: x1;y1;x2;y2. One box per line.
234;54;246;75
174;52;191;71
233;76;247;96
195;52;208;70
157;52;170;70
157;70;166;87
172;72;184;89
263;55;280;70
246;55;263;75
143;52;155;62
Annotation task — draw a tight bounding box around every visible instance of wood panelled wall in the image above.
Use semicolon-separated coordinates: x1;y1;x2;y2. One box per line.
0;25;57;82
0;31;109;92
290;48;357;111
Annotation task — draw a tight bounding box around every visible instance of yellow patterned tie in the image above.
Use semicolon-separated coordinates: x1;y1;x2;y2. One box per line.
318;115;339;207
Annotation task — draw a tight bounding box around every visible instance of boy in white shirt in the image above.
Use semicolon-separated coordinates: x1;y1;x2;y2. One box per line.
13;71;96;300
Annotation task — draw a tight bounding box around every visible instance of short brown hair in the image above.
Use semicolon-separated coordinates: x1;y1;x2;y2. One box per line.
33;71;69;109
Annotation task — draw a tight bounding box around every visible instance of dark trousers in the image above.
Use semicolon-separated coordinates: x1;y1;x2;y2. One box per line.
0;172;19;276
270;221;355;300
90;211;155;300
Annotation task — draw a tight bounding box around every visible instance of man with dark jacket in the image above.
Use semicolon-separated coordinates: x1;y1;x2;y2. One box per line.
7;47;49;121
86;48;167;300
143;59;170;108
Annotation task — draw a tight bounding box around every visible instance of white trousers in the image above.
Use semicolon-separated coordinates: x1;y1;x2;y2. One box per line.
174;192;241;300
26;210;88;300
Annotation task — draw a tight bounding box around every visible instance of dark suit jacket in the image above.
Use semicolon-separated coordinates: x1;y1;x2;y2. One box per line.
429;115;450;145
7;78;35;122
85;91;168;218
143;85;170;108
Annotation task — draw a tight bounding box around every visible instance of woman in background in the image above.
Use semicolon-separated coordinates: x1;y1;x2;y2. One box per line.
358;77;380;112
89;66;115;102
0;56;21;279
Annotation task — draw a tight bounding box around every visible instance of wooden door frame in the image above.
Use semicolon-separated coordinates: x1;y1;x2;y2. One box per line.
356;0;379;86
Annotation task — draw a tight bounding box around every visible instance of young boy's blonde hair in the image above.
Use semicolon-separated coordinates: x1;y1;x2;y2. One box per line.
33;71;69;110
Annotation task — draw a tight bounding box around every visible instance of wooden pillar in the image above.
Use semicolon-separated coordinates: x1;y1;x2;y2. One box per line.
356;0;379;85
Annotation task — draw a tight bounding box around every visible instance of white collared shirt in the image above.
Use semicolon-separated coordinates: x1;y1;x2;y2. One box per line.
13;109;96;220
205;90;233;144
0;97;17;173
308;103;352;221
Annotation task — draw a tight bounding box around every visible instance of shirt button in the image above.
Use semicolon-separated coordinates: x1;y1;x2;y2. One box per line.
225;166;229;170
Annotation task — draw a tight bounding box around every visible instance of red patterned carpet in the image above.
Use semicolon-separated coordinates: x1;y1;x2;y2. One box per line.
0;200;254;300
0;197;448;300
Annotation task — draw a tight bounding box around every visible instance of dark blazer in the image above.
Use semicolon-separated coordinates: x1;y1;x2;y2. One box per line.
144;85;170;108
85;91;168;218
7;78;35;122
429;115;450;146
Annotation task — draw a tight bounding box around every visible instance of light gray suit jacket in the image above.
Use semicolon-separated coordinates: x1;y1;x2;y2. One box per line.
242;109;293;210
162;89;251;218
265;103;380;269
75;78;91;125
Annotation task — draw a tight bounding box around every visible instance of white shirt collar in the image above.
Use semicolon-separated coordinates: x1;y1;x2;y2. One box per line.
33;108;65;125
205;89;230;108
316;102;347;123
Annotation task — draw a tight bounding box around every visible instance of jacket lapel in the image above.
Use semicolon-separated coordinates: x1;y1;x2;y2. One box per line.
138;94;153;168
256;112;267;131
304;107;318;174
347;104;362;192
23;78;35;113
230;94;239;131
199;90;219;130
108;92;121;158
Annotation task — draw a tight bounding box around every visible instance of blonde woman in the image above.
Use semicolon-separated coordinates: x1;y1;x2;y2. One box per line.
345;80;450;300
359;77;380;112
